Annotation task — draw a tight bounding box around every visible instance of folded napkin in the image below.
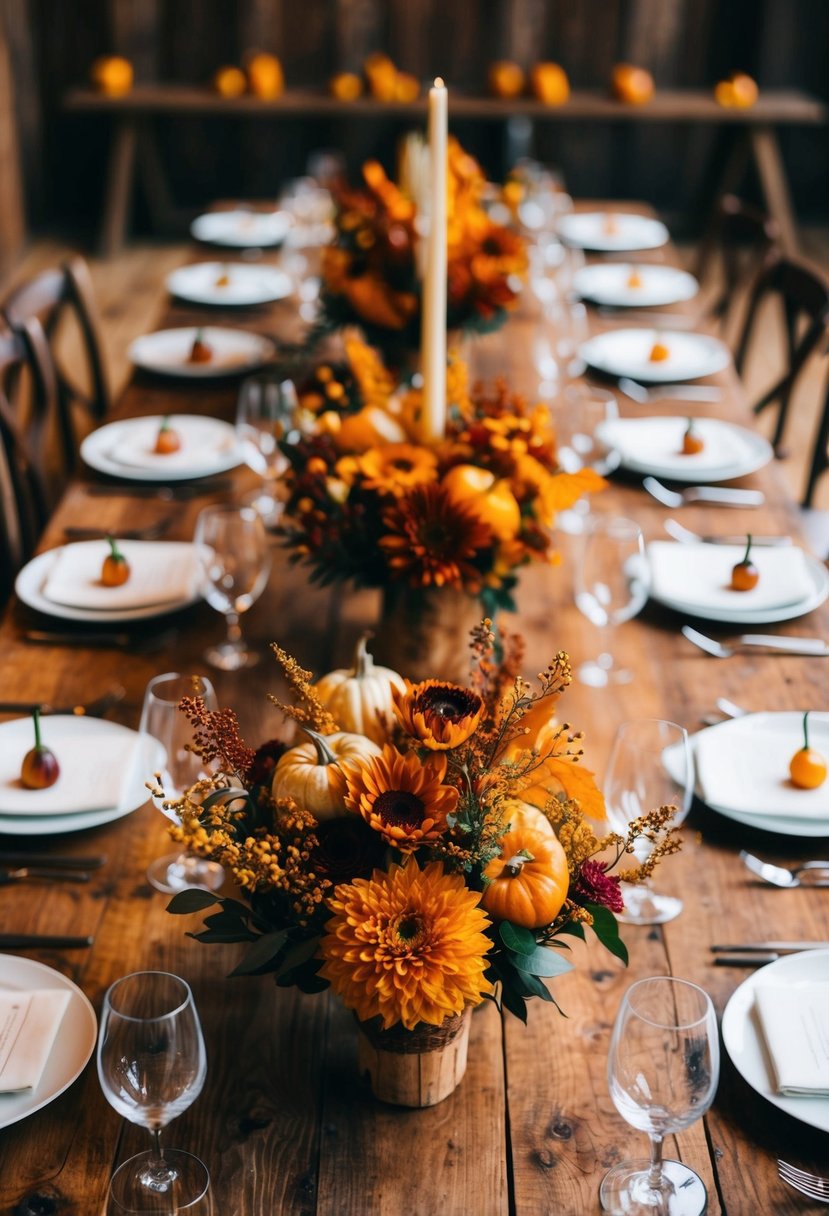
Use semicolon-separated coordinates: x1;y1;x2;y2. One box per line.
695;714;829;819
599;417;749;474
648;541;813;614
42;541;199;611
755;982;829;1096
109;416;236;472
0;988;71;1093
0;727;141;815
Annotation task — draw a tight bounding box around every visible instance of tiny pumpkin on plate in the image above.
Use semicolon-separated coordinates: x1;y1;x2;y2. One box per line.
313;635;406;745
481;825;569;929
101;535;130;586
272;729;381;820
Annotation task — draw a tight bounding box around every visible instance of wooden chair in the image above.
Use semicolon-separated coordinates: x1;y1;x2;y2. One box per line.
0;317;59;598
734;256;829;461
696;194;781;333
803;369;829;510
3;256;111;475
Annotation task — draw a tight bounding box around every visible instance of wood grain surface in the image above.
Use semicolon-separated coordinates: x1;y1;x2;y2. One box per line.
0;206;827;1215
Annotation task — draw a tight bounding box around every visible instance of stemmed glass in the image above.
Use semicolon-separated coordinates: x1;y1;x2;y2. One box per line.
141;672;224;897
195;504;271;671
600;976;719;1216
98;971;209;1214
574;515;650;686
604;718;694;924
235;374;297;527
552;385;620;536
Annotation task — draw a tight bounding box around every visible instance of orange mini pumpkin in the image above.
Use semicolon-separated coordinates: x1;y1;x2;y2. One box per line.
489;61;526;100
714;72;758;109
530;62;570;106
245;52;284;99
213;66;247;98
441;465;521;541
90;56;134;97
482;825;569;929
611;63;654;105
330;71;363;102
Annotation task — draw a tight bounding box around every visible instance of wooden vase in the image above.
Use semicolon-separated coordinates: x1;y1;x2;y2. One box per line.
356;1009;472;1107
374;585;484;685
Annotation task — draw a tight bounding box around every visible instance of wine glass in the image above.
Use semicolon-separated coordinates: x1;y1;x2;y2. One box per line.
551;385;620;536
141;672;224;897
98;971;209;1214
195;504;271;671
235;374;297;526
600;976;719;1215
604;719;694;924
574;515;650;686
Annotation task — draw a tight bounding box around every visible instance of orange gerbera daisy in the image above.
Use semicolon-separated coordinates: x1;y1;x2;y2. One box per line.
393;680;484;750
335;744;458;851
319;858;493;1029
380;483;492;589
354;443;439;497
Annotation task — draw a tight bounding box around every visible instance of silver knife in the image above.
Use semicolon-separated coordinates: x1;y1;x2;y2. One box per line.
686;486;766;506
0;868;91;884
712;942;829;952
737;634;829;655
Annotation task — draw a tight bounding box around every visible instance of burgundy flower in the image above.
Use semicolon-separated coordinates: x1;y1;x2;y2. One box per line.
246;740;287;788
309;817;385;884
575;860;624;914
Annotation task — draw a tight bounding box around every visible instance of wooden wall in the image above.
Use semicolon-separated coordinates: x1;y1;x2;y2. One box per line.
4;0;829;245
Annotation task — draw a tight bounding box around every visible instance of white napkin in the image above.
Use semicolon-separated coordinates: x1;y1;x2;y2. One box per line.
648;541;813;614
695;715;829;819
599;417;749;474
0;988;71;1093
755;982;829;1096
42;541;199;610
0;728;141;815
109;417;236;472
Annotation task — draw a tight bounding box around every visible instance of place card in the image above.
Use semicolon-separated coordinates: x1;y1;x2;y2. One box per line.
0;988;71;1094
755;982;829;1096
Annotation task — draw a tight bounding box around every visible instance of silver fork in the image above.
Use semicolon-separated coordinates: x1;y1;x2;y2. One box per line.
618;377;722;404
682;625;829;658
664;519;792;547
778;1160;829;1203
643;476;765;508
742;851;829;888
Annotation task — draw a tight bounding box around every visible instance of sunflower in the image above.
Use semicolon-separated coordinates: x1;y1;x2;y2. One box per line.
393;680;484;750
380;483;492;590
319;858;493;1029
354;444;439;497
335;744;458;851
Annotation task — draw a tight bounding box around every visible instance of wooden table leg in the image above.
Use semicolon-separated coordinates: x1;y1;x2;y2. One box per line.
99;116;138;258
749;124;799;254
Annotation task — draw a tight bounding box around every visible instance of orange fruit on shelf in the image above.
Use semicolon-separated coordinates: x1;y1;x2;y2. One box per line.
90;56;134;97
488;61;526;100
394;72;420;103
364;53;398;101
530;62;570;106
212;65;247;98
714;72;758;109
245;52;284;99
330;71;363;102
611;63;654;105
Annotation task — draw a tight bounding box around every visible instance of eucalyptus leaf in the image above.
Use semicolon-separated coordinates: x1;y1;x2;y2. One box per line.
228;930;289;977
498;922;538;956
512;946;574;979
166;889;221;915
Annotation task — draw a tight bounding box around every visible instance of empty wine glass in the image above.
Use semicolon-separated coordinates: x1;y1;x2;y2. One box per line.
195;504;271;670
236;374;298;526
574;516;650;686
141;672;224;897
600;976;719;1215
98;971;209;1213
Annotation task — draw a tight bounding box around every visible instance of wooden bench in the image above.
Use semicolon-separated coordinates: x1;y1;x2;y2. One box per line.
64;85;827;257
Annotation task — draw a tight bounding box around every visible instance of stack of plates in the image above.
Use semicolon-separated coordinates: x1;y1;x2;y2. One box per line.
15;540;202;623
574;263;698;307
0;715;161;836
81;415;242;482
559;212;669;252
166;262;292;307
190;209;290;248
579;328;731;382
647;540;829;624
128;327;274;378
596;416;773;483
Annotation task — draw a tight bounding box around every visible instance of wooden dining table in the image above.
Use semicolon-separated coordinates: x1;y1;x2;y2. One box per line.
1;205;828;1216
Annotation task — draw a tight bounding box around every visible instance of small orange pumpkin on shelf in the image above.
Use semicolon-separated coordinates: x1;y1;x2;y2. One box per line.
363;53;398;102
529;62;570;106
329;71;363;102
730;535;759;591
714;72;758;109
488;60;526;100
245;51;284;99
481;825;570;929
611;63;654;105
212;65;247;98
789;712;827;789
90;56;134;97
101;536;130;587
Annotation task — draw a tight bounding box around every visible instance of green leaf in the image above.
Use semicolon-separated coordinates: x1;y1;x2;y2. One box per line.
166;889;221;915
187;929;256;944
498;922;538;956
498;979;529;1023
556;921;586;941
512;946;574;979
274;935;320;979
228;930;289;977
585;903;629;966
509;967;554;1002
203;910;251;935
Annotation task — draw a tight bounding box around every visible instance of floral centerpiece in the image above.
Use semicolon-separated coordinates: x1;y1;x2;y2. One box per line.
318;139;527;359
166;624;679;1106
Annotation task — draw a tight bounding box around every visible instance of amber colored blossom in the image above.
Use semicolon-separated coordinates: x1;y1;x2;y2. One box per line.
335;744;458;852
393;680;484;750
319;858;493;1029
380;483;492;590
352;443;439;497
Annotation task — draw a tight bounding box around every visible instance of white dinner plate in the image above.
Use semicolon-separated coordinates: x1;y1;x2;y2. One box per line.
81;415;243;482
166;262;292;307
190;209;291;248
648;549;829;625
0;715;155;818
574;263;699;308
0;954;97;1129
559;212;669;252
595;416;773;483
128;327;274;378
0;801;146;837
722;950;829;1133
15;544;202;623
579;328;731;383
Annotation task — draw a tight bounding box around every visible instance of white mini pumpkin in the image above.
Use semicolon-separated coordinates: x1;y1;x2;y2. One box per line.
272;729;381;821
313;634;406;745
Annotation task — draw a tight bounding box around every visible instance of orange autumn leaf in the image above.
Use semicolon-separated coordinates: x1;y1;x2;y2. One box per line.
522;753;606;824
543;468;607;514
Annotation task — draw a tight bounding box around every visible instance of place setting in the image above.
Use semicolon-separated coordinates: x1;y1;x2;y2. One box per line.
127;325;275;378
165;261;293;308
574;261;699;309
558;210;669;252
189;207;291;249
80;413;244;482
595;414;773;484
579;325;732;384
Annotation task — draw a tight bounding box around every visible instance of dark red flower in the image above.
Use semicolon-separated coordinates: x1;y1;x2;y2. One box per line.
246;740;287;788
308;817;385;884
575;860;624;914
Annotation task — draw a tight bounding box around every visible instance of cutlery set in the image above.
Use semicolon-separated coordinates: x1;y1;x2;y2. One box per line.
0;854;105;949
682;625;829;658
643;475;765;509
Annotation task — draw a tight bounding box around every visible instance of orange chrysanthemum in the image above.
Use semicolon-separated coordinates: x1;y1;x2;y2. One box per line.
380;483;492;590
319;858;493;1029
393;680;484;750
336;744;458;851
353;443;439;497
